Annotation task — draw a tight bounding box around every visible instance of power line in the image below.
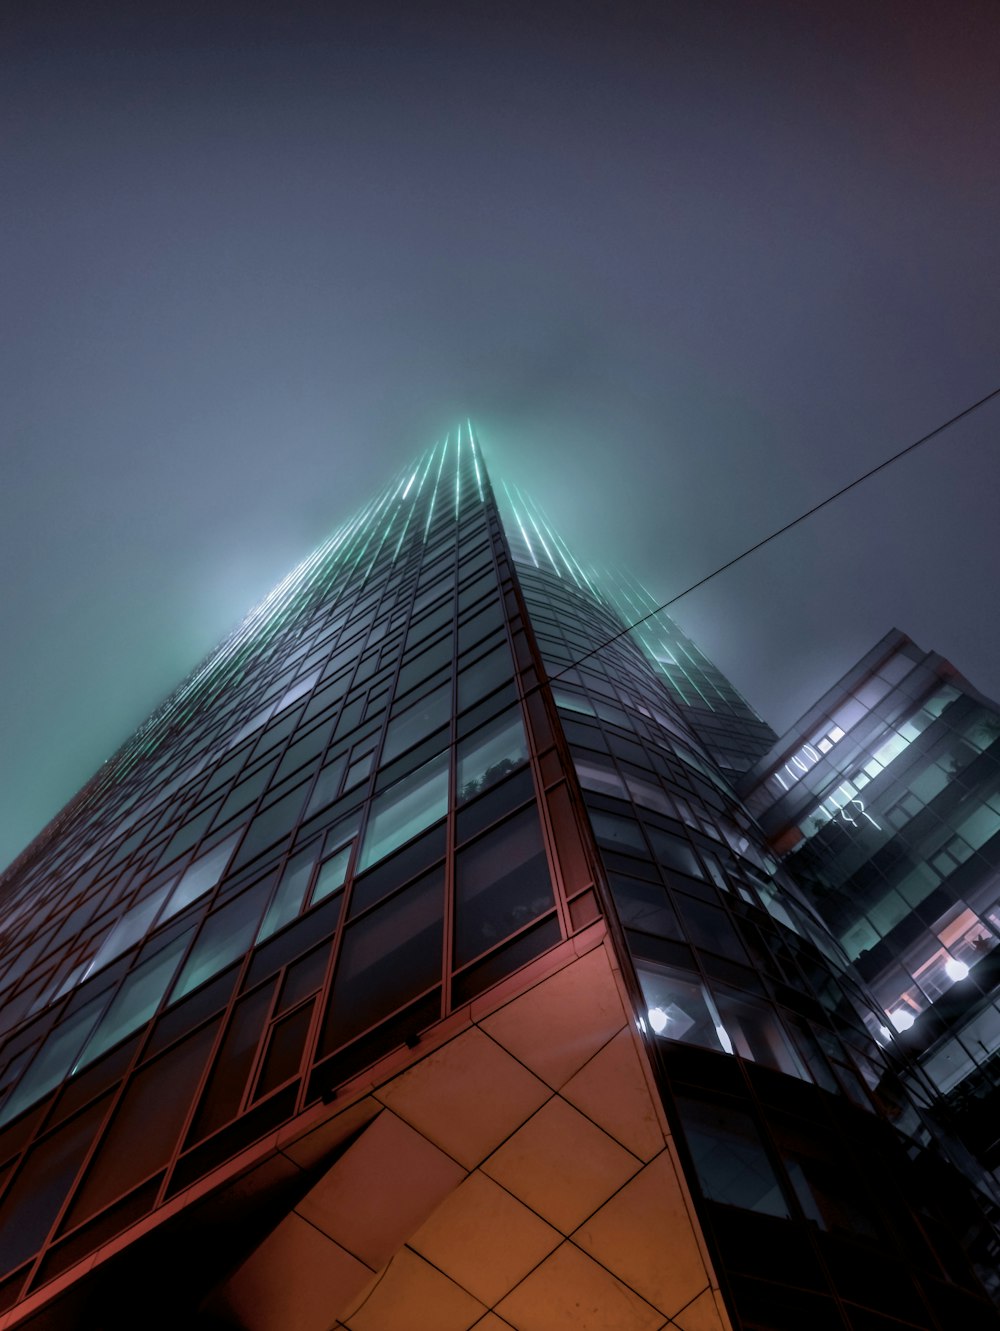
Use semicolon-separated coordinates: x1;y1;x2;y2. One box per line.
551;383;1000;681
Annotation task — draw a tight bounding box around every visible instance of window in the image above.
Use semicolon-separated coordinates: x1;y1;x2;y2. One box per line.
76;926;196;1068
456;708;528;804
322;870;443;1051
83;886;170;979
257;846;320;942
676;1098;789;1217
163;832;240;920
357;752;449;872
636;962;729;1053
171;881;270;1001
311;839;353;904
712;989;804;1076
276;669;319;713
305;754;347;818
454;805;553;966
382;679;451;763
0;988;113;1126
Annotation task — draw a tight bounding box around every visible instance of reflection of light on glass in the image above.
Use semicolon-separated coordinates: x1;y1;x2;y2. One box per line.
945;957;970;982
715;1024;734;1054
648;1006;668;1034
878;1024;893;1043
889;1008;915;1032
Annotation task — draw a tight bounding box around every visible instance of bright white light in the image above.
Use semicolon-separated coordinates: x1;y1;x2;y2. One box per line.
829;725;846;742
647;1006;669;1034
945;957;970;982
888;1008;915;1032
878;1025;893;1043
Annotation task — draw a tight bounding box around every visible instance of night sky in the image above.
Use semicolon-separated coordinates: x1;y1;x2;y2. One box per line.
2;1;999;873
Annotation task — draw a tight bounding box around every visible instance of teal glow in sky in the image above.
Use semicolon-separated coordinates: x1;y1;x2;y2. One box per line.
2;0;1000;871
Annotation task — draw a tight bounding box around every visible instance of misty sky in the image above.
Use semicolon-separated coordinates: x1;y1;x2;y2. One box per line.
2;0;999;873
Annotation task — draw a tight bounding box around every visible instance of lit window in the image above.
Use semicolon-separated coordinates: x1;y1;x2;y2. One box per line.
357;752;449;872
456;709;528;804
163;831;240;920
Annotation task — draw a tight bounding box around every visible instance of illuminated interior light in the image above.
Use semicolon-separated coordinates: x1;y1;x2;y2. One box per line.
945;957;970;982
647;1006;669;1033
888;1008;916;1032
817;737;832;754
829;725;846;742
715;1024;734;1054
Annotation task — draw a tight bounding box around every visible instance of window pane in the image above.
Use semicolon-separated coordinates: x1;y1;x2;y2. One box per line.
305;754;347;818
322;870;443;1052
163;832;240;920
63;1021;219;1228
713;990;804;1077
454;805;554;966
676;1097;790;1217
311;844;352;904
0;1094;111;1276
357;752;449;872
646;827;704;879
257;846;320;942
171;882;270;1001
0;989;112;1126
609;876;680;938
84;887;169;978
382;681;451;763
636;962;728;1052
77;928;196;1068
255;1004;313;1100
457;642;514;711
456;709;528;805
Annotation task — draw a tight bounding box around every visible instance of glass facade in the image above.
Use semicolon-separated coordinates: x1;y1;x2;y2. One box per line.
0;438;997;1329
742;631;1000;1203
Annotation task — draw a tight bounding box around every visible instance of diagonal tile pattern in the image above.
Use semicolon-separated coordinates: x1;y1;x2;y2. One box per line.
670;1287;731;1331
494;1240;665;1331
481;1096;642;1234
409;1170;562;1305
479;944;628;1090
295;1107;466;1268
560;1026;666;1161
374;1025;551;1169
345;1246;487;1331
573;1150;709;1316
207;935;732;1331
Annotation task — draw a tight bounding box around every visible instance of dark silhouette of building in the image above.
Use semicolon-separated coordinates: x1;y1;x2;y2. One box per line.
0;433;997;1330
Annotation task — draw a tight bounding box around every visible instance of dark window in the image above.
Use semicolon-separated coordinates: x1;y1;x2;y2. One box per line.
454;805;554;966
676;1097;790;1217
61;1021;219;1229
0;1094;112;1277
321;869;443;1053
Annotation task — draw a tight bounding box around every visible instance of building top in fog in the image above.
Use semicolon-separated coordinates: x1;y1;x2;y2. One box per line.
0;430;997;1328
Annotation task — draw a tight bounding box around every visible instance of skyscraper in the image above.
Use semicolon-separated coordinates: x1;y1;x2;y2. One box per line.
0;434;997;1331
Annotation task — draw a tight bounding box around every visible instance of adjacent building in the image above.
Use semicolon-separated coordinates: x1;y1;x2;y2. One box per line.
740;631;1000;1201
0;434;997;1330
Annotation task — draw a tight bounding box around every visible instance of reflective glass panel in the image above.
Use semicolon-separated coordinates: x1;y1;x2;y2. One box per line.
357;752;449;872
454;804;553;966
456;708;528;805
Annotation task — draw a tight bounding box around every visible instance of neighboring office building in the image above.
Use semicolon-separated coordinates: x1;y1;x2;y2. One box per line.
740;631;1000;1188
0;436;997;1330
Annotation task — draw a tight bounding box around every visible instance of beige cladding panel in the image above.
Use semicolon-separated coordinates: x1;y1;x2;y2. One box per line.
210;935;732;1331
